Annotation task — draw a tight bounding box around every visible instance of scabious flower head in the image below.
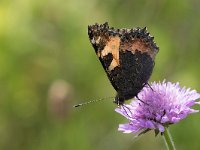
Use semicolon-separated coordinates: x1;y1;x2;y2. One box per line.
115;80;200;134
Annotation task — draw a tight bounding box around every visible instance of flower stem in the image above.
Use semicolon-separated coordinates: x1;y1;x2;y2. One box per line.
163;127;176;150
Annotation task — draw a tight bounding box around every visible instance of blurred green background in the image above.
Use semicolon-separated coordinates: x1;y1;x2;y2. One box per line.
0;0;200;150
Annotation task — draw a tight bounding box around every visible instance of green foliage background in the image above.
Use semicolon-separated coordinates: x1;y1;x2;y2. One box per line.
0;0;200;149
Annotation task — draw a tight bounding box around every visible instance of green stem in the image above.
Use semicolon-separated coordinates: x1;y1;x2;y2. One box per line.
163;127;176;150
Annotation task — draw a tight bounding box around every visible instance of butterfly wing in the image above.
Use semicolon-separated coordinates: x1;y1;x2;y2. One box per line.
88;22;159;105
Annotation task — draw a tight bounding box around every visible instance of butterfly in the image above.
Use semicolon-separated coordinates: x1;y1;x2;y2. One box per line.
88;22;159;105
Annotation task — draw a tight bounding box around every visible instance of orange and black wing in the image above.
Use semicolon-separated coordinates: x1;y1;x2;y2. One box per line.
88;22;159;105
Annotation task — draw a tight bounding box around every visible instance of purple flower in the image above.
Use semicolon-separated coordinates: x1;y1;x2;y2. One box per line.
115;80;200;134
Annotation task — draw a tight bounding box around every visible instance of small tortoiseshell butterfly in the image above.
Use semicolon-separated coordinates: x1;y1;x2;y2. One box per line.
88;22;159;105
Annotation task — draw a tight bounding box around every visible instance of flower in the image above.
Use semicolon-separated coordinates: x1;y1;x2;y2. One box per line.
115;80;200;134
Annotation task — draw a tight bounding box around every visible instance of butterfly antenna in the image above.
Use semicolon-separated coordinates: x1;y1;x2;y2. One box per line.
73;97;114;108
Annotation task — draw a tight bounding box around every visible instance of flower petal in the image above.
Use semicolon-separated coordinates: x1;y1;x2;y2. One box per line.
116;80;200;135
